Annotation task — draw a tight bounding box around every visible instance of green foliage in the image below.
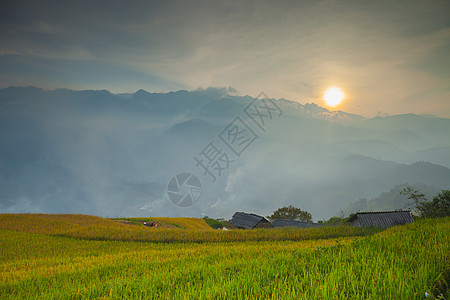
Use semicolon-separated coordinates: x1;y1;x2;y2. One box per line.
401;187;450;218
344;183;440;215
417;189;450;218
401;186;427;209
268;205;312;222
0;216;448;299
217;219;237;229
202;217;224;229
323;216;349;225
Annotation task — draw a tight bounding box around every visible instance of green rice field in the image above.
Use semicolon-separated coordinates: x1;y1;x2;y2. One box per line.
0;214;448;299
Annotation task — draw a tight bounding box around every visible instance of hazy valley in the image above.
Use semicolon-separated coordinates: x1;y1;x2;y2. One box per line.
1;86;449;220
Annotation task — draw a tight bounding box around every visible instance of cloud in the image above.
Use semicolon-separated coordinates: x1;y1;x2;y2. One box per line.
0;0;449;116
0;54;187;92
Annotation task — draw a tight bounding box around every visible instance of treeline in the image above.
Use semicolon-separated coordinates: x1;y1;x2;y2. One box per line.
205;187;450;229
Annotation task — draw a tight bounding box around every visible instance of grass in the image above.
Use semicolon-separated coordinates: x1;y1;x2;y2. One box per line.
0;214;376;243
113;217;214;230
0;214;448;299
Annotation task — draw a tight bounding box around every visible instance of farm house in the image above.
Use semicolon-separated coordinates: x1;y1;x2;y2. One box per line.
271;219;324;228
230;212;270;229
348;211;413;228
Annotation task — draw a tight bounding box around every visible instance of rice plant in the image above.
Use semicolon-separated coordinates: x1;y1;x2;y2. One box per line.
0;215;448;299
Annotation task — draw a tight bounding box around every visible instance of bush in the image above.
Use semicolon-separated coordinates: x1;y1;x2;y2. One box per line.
418;189;450;218
203;217;224;229
402;187;450;218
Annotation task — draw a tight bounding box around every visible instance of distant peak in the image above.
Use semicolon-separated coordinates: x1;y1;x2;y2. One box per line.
194;86;239;97
304;102;330;113
135;89;150;95
256;91;270;99
2;85;42;92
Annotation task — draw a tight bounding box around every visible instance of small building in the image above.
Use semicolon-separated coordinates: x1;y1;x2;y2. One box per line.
230;212;270;229
271;219;324;228
348;211;413;228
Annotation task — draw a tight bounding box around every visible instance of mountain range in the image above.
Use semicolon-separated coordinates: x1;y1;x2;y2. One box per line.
1;86;449;220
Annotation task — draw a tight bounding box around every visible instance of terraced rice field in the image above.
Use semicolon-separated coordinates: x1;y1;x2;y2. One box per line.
0;214;448;299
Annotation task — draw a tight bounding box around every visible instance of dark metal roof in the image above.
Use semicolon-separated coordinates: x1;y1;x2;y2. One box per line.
271;219;324;228
231;212;269;229
348;211;413;228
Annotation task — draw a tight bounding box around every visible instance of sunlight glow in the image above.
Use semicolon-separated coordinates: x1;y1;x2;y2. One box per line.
324;87;345;107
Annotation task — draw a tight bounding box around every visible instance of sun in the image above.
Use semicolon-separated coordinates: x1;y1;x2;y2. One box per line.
324;87;345;107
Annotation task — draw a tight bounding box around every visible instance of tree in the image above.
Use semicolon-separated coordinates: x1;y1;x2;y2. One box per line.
401;187;450;218
268;205;312;222
322;216;348;225
400;186;427;210
417;190;450;218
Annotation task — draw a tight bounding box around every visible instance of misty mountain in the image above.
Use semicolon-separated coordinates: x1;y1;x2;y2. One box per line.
0;86;449;220
360;114;450;147
342;183;442;216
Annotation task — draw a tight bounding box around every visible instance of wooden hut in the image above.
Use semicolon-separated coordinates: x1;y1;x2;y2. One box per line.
348;211;413;228
230;212;270;229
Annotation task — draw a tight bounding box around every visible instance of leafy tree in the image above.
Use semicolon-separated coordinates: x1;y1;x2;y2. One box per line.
268;205;312;222
401;187;450;218
400;186;427;210
417;190;450;218
322;216;349;225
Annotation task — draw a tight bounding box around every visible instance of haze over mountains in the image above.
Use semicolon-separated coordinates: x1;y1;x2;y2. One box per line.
1;86;449;220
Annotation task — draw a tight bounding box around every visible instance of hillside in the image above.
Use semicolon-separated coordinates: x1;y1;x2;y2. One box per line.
114;217;213;230
0;214;213;239
0;214;448;299
1;87;449;220
0;214;369;243
342;183;441;216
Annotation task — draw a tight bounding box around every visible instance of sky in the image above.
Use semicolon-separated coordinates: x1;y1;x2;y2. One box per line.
1;0;449;117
